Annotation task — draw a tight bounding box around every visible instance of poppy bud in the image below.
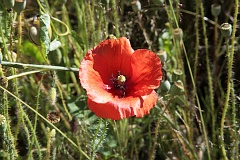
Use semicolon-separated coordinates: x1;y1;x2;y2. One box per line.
3;0;15;8
13;0;26;13
211;4;221;17
29;26;40;45
157;50;167;62
173;28;183;41
170;80;184;95
220;23;232;38
0;114;7;135
48;87;57;106
160;80;171;92
131;0;141;13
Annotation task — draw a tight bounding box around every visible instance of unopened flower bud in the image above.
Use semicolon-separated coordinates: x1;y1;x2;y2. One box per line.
48;87;57;106
211;4;221;17
131;0;141;13
220;23;232;38
160;80;171;92
0;114;7;135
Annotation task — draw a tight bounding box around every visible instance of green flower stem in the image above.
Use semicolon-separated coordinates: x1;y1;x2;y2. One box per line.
0;85;90;160
16;13;22;62
1;61;79;72
220;38;230;160
179;9;220;28
6;69;47;80
193;1;199;81
220;0;238;158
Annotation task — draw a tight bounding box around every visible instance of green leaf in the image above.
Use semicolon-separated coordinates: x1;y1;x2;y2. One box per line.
40;14;51;55
21;41;45;63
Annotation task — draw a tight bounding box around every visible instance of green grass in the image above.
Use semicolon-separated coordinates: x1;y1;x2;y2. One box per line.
0;0;239;159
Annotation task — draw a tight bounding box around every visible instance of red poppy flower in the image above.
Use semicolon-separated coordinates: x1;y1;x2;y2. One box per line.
79;37;162;120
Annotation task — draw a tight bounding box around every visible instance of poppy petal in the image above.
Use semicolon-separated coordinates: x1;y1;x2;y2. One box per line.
128;49;162;96
88;37;133;83
87;91;158;120
79;55;113;103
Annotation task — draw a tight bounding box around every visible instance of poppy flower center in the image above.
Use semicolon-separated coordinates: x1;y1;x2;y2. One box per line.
109;72;127;98
117;75;126;85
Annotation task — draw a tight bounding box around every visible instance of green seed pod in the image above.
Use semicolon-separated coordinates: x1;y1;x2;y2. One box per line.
170;80;184;95
173;28;183;41
160;80;171;92
0;114;7;135
3;0;15;8
157;50;167;62
29;26;40;45
211;4;221;17
48;87;57;106
220;23;232;38
13;0;26;13
172;69;183;81
131;0;141;13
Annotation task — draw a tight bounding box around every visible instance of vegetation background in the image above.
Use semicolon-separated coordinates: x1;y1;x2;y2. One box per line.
0;0;239;159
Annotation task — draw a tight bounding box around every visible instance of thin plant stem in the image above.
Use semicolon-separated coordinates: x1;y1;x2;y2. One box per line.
91;118;102;160
16;13;22;62
182;40;211;160
199;2;215;159
0;86;90;160
1;61;79;72
220;37;230;160
193;0;199;81
220;0;238;158
28;72;44;160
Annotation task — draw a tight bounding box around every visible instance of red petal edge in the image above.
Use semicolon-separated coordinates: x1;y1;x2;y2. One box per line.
87;91;158;120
